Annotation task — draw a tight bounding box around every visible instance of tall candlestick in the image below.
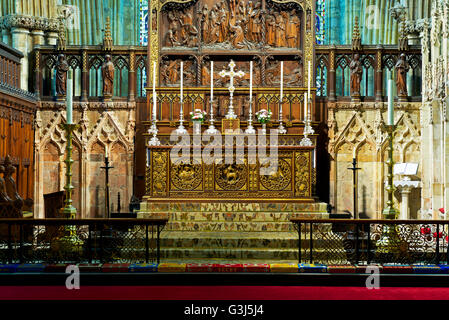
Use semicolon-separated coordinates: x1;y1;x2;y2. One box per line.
180;61;183;103
280;61;283;102
388;79;394;125
250;61;253;102
210;61;213;101
152;62;156;120
308;61;311;97
66;70;73;124
304;92;308;120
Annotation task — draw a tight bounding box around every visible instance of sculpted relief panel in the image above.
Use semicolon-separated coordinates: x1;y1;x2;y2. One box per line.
161;0;302;50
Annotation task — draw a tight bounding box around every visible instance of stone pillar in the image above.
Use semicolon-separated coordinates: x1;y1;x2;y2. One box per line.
2;29;11;46
46;31;58;45
11;27;30;91
31;29;45;47
399;186;412;220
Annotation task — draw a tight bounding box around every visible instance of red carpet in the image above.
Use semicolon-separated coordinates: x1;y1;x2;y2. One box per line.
2;286;449;300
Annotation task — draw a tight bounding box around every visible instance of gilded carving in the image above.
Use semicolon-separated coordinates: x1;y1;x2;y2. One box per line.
294;151;310;197
171;163;203;191
260;158;292;190
215;163;248;191
152;150;168;196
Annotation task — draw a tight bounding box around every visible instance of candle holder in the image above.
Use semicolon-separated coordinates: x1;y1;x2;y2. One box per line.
148;120;161;146
59;123;83;246
245;99;256;134
376;124;403;258
206;98;219;135
175;100;188;135
300;98;315;146
278;98;287;134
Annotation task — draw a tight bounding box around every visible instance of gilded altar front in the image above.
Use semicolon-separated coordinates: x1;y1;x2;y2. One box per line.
144;144;314;202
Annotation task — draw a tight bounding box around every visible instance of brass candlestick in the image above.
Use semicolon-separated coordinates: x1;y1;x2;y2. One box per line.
60;123;79;218
59;123;83;246
376;124;402;257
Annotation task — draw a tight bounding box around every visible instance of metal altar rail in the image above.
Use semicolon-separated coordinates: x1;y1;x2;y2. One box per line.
0;218;167;264
291;219;449;265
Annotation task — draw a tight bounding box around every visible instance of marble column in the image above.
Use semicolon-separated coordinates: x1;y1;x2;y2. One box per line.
46;31;58;45
31;29;45;47
2;29;11;46
11;27;30;91
399;186;412;220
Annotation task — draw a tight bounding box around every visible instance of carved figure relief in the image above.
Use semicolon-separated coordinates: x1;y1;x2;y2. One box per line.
265;60;302;86
102;55;115;97
55;54;69;96
395;53;410;96
215;163;248;190
349;53;363;96
164;8;199;47
163;1;301;50
160;59;195;86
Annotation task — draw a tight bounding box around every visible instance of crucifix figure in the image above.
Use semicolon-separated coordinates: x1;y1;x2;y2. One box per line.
219;60;245;119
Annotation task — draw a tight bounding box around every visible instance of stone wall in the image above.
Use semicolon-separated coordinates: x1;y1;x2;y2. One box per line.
34;101;135;218
328;101;422;218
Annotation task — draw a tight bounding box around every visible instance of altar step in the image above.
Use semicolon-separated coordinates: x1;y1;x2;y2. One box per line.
138;201;334;263
158;231;347;262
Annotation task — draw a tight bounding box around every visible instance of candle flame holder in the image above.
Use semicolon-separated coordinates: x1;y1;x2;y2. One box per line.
205;98;219;135
300;98;315;146
245;99;256;134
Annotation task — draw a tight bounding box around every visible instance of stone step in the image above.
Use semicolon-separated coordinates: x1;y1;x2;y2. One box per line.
160;231;342;249
160;247;348;261
165;221;297;232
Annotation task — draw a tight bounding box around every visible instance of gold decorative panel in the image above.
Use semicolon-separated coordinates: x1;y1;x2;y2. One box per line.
146;145;313;202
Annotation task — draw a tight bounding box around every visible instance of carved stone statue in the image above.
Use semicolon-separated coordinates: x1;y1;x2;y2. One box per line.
102;55;115;97
55;54;69;96
0;165;12;203
395;53;410;97
349;53;363;96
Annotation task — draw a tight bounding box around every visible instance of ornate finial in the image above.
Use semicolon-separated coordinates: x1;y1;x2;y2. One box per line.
398;18;409;51
103;17;113;51
57;19;66;51
352;16;362;51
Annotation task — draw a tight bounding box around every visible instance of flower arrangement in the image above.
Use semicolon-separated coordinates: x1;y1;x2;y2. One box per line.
190;109;207;122
255;109;272;124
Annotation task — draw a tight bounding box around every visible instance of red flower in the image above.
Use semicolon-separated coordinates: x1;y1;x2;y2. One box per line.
421;227;431;235
439;208;445;214
433;232;443;238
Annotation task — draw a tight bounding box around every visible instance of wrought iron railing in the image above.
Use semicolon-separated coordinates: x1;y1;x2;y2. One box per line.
291;219;449;265
0;218;167;264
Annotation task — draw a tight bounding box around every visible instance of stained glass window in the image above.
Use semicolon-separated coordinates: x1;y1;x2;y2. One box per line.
315;0;325;44
139;0;149;46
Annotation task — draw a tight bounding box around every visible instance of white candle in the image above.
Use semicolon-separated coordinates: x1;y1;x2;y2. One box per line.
105;145;108;158
249;61;253;102
280;61;283;102
304;92;308;120
388;79;394;125
180;61;183;103
210;61;213;101
66;70;73;124
152;62;156;120
308;61;311;97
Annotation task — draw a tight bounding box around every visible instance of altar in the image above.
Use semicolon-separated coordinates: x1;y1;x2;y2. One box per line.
144;141;315;203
